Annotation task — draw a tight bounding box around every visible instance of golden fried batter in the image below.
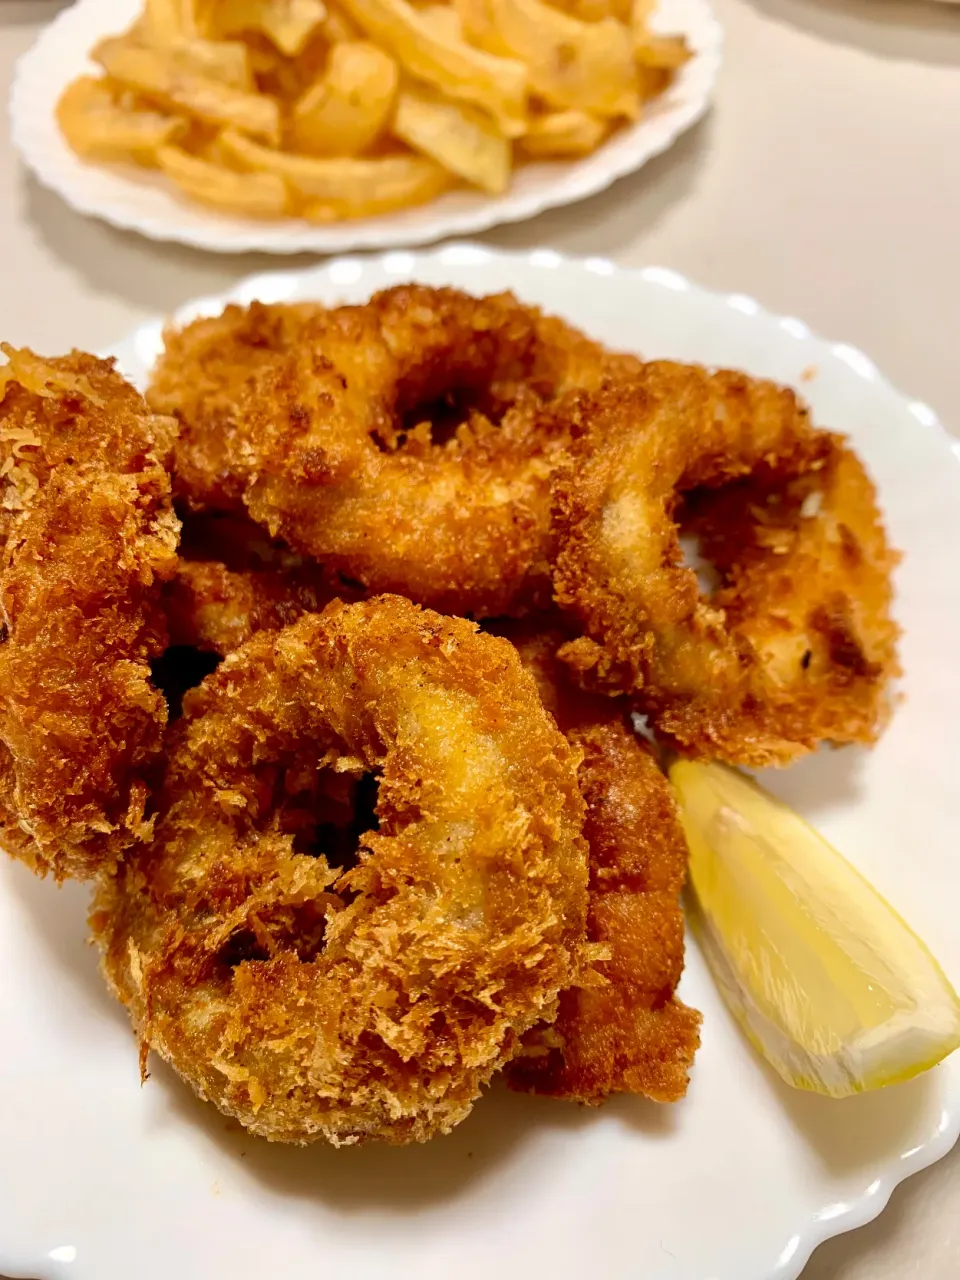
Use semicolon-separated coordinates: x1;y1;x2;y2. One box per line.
553;367;898;765
0;348;179;879
149;286;640;617
149;303;323;512
680;440;900;749
165;558;352;656
492;624;701;1103
92;598;589;1145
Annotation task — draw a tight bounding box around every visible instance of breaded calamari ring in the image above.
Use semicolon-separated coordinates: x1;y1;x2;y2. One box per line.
679;440;900;751
159;566;700;1102
149;303;323;512
164;558;356;657
0;348;179;879
491;624;701;1103
92;597;589;1145
153;511;369;714
553;367;896;765
149;286;640;616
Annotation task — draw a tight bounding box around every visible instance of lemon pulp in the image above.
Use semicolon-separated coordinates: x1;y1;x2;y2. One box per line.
669;759;960;1096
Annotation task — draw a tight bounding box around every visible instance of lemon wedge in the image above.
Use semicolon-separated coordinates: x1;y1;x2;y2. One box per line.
669;759;960;1096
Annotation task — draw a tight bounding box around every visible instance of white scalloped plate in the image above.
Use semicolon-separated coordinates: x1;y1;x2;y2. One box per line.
2;247;958;1280
9;0;721;255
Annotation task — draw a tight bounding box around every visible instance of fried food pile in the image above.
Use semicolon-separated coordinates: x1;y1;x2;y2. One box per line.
56;0;690;224
0;285;900;1146
0;348;178;879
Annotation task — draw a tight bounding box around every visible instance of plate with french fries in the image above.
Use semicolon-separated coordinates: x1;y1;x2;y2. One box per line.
10;0;721;253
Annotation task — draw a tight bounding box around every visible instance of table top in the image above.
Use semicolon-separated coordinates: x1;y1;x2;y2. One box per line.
1;0;959;1276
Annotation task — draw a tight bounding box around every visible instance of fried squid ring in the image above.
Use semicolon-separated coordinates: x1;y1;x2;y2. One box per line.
552;367;898;766
0;348;178;879
679;440;900;751
92;597;589;1145
154;557;345;718
149;303;323;512
164;558;353;657
149;286;640;617
491;623;700;1103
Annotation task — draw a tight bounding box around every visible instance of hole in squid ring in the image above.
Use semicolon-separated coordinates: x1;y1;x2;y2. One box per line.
215;771;381;970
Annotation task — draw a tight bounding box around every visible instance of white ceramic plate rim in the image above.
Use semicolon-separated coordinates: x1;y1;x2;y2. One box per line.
2;246;958;1280
9;0;722;254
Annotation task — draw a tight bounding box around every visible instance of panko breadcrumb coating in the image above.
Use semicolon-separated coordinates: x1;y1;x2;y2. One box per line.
92;597;589;1145
157;565;701;1101
553;367;898;766
164;557;356;656
149;286;641;617
492;623;701;1103
0;347;179;879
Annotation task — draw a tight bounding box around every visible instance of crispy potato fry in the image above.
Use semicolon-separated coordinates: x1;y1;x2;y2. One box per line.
452;0;499;47
300;178;449;218
393;87;510;193
214;0;328;55
300;171;451;217
320;3;365;40
161;38;254;89
157;144;289;215
57;0;689;220
56;76;185;165
220;128;453;210
552;0;631;18
291;29;330;83
93;36;281;143
632;0;690;80
547;0;631;19
291;41;398;155
518;107;608;156
457;0;638;118
245;34;307;98
338;0;528;136
191;128;241;166
142;0;203;43
634;32;690;70
418;3;464;40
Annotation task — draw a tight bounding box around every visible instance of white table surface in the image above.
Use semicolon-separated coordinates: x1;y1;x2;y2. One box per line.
1;0;959;1275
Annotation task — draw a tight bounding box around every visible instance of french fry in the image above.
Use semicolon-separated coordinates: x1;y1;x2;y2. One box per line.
142;0;203;44
162;38;254;90
56;0;690;221
220;128;453;210
292;42;398;155
93;36;281;143
393;87;510;194
458;0;639;118
192;128;242;167
320;3;365;41
245;34;308;99
629;0;654;28
518;108;608;157
453;0;502;50
337;0;529;136
300;171;451;218
548;0;631;20
157;144;290;215
634;33;690;70
632;0;690;83
418;4;464;41
56;76;186;165
213;0;327;56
